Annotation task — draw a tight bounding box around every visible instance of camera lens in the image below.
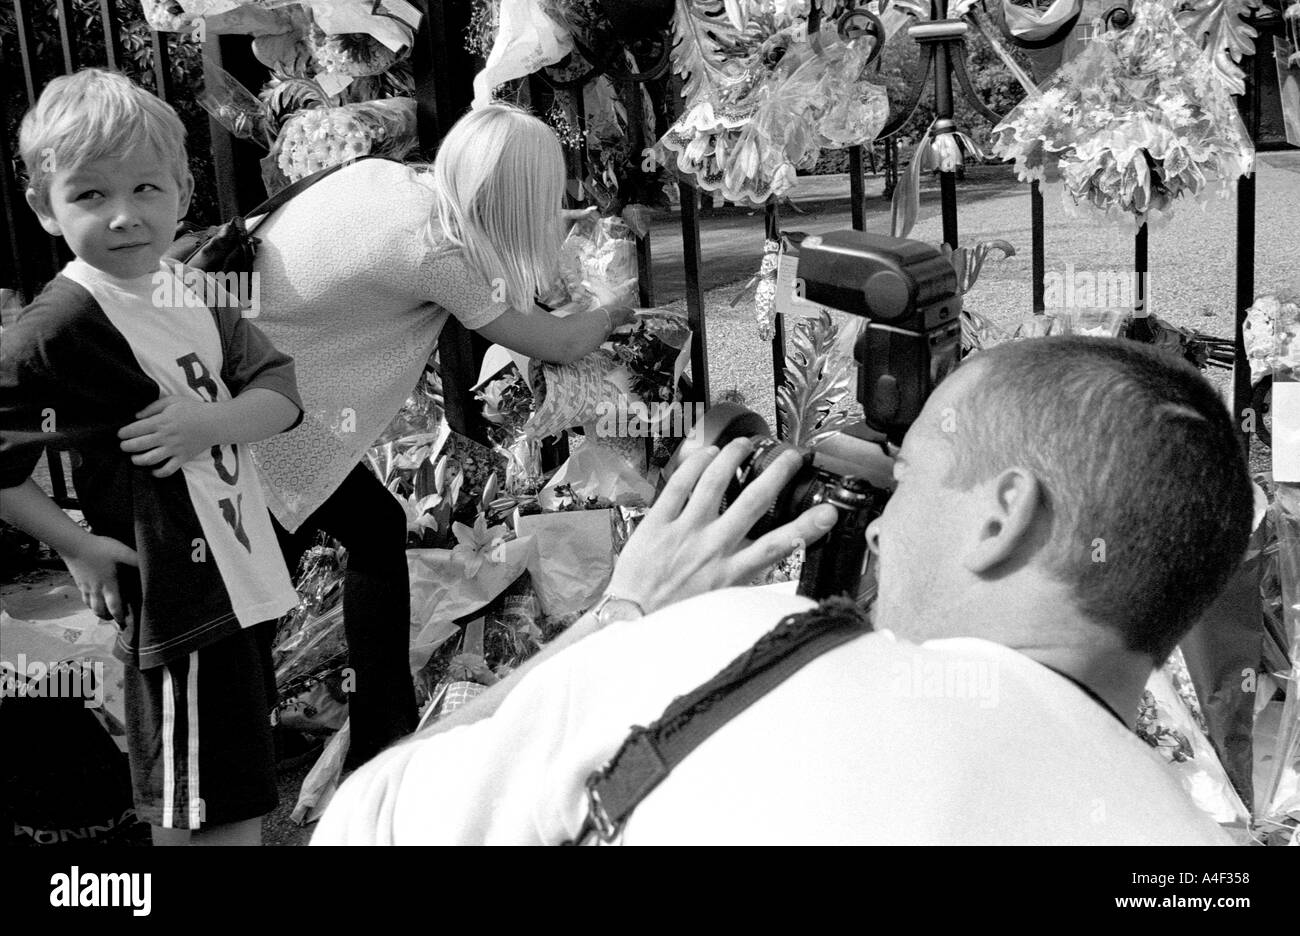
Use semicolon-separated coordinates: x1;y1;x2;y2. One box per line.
664;402;826;538
721;438;822;539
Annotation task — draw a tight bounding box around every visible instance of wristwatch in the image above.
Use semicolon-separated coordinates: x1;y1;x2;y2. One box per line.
592;593;645;628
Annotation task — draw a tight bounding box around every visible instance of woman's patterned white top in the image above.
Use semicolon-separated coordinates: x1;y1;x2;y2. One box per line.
248;158;508;531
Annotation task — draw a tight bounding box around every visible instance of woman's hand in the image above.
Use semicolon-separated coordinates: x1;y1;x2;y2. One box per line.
584;276;639;312
605;438;840;616
562;206;598;229
601;305;636;332
402;438;842;737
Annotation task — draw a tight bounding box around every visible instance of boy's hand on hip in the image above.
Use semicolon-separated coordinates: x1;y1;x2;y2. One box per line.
63;535;139;626
118;395;215;478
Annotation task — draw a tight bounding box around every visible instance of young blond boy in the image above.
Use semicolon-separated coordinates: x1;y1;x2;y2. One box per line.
0;69;302;845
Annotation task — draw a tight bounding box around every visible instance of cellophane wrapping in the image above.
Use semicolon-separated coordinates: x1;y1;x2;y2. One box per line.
1261;484;1300;832
557;214;639;313
657;12;890;207
990;0;1254;225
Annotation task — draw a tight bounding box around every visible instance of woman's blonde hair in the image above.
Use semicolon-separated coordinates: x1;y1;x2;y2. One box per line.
429;103;566;313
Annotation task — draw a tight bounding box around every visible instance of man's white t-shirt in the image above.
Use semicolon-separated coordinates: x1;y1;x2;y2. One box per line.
313;587;1230;845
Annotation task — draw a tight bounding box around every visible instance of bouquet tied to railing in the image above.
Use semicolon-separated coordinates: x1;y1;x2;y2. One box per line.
990;0;1254;226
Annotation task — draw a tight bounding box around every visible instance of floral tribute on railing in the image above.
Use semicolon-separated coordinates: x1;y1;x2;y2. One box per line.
142;0;421;189
469;0;899;210
1243;292;1300;384
990;0;1254;226
469;0;677;212
476;215;692;484
654;0;892;206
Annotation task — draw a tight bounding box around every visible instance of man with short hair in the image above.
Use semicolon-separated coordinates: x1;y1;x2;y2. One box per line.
313;337;1251;845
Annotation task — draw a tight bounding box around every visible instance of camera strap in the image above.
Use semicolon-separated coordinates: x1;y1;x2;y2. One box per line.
567;596;872;845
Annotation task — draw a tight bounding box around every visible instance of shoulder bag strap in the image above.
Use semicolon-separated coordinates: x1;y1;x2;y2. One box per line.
568;595;872;844
243;154;385;233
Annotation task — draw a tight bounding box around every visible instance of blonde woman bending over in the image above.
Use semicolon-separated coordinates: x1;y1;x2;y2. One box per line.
244;104;634;770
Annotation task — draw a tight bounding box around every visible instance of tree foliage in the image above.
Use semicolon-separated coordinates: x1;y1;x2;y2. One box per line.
875;12;1034;159
1;1;217;224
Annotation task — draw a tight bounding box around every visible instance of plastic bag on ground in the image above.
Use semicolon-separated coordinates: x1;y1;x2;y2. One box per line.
515;509;614;617
406;536;539;673
291;719;349;826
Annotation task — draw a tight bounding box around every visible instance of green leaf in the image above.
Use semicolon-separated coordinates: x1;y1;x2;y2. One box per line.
260;75;331;132
776;311;853;447
891;126;932;239
1175;0;1261;95
670;0;744;103
963;239;1016;295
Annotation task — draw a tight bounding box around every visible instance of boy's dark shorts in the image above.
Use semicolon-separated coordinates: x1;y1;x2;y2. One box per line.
123;620;279;830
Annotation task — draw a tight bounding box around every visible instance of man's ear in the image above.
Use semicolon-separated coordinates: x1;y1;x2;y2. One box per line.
177;169;194;221
962;467;1044;574
25;188;61;236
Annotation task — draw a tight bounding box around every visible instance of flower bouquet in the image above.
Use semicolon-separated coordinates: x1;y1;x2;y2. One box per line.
1243;293;1300;386
990;0;1254;225
304;0;421;61
272;537;350;724
557;213;640;313
475;361;546;496
406;524;536;678
141;0;297;35
274;97;418;182
657;4;891;206
478;367;535;444
1137;656;1251;828
491;441;651;619
522;311;692;441
476;213;690;449
309;25;404;77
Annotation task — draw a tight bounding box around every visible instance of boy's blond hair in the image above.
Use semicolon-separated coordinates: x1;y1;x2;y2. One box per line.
19;68;189;206
429;103;565;313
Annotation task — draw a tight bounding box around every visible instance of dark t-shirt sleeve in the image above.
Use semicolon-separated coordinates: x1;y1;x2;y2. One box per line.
0;324;52;489
1;278;158;488
1;279;155;489
210;302;304;430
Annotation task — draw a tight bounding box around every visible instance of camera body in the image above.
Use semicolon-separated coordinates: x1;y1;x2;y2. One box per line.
672;232;961;600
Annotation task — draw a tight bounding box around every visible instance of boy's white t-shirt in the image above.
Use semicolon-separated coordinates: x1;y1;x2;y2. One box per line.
62;258;297;630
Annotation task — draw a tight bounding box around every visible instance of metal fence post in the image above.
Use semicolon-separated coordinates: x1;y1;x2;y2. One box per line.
202;36;272;216
414;0;490;443
1234;44;1263;454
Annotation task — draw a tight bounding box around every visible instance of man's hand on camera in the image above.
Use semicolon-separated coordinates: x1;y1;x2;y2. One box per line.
405;439;840;740
605;438;841;617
